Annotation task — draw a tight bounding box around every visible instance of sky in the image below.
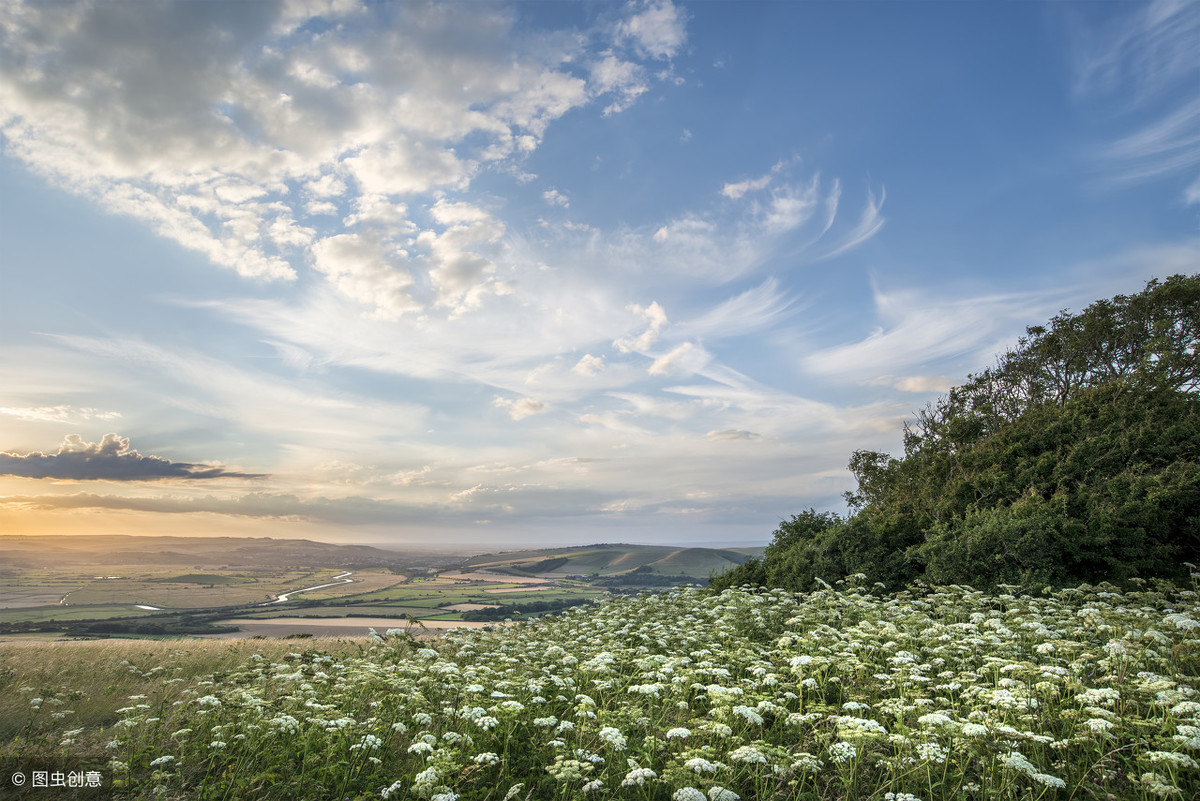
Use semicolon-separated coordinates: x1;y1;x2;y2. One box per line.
0;0;1197;550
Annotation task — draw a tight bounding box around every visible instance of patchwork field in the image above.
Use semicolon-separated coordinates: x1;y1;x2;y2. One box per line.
0;536;758;641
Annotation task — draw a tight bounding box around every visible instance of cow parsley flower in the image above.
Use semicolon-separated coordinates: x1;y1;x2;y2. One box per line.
707;787;740;801
829;741;856;764
674;789;707;801
621;767;657;786
599;727;626;750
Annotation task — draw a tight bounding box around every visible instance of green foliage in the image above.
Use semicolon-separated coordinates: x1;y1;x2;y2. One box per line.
716;274;1200;593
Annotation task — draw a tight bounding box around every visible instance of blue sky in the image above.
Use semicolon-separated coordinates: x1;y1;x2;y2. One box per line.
0;0;1197;549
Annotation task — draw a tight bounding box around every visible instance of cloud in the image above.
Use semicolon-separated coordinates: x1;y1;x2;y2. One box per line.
311;232;421;319
543;188;570;208
676;279;795;340
590;53;649;115
493;396;548;421
706;429;760;441
0;0;679;318
0;405;122;424
648;342;710;376
0;434;263;481
1071;0;1200;194
817;185;886;260
867;375;957;394
722;174;774;200
615;0;688;60
572;354;606;376
614;301;669;353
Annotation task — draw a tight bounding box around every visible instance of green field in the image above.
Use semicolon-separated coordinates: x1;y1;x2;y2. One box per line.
0;537;753;640
464;543;763;577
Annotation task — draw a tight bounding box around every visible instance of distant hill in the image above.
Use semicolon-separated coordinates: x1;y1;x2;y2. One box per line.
463;543;763;579
0;535;419;569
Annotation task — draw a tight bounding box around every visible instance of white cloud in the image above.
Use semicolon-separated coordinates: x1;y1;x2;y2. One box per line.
614;301;669;353
721;174;773;200
493;396;548;421
590;53;649;115
0;0;670;317
676;279;794;340
870;375;956;394
817;185;886;260
311;232;420;319
572;354;606;376
0;405;122;424
616;0;688;60
648;342;710;376
543;189;570;208
1071;0;1200;195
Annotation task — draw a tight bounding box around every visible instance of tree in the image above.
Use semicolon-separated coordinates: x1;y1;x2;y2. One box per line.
713;275;1200;593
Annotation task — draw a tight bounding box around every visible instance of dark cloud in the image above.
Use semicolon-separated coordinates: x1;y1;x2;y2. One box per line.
0;434;264;481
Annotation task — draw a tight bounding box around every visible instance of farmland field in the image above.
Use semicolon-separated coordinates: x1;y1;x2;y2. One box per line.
0;537;749;641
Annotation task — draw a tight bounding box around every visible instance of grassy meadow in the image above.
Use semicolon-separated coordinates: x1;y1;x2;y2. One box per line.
3;574;1199;800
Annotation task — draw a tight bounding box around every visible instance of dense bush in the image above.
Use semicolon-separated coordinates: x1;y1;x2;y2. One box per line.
713;275;1200;593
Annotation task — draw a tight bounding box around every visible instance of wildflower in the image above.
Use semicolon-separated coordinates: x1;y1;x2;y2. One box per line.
1140;772;1182;797
917;712;953;728
915;742;948;764
1145;751;1200;770
685;757;719;773
354;734;383;751
546;756;594;782
473;752;500;766
708;787;740;801
674;789;707;801
732;705;764;725
149;755;175;767
729;745;769;764
582;779;604;793
599;727;626;750
666;727;691;739
829;741;856;764
621;767;657;786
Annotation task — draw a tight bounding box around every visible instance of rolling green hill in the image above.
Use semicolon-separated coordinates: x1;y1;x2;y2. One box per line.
462;543;762;579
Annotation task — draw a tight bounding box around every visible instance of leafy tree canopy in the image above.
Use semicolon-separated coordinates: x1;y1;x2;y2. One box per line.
712;274;1200;593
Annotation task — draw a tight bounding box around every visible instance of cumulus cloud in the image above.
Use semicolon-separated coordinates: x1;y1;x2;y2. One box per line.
615;0;687;60
493;396;548;421
614;301;669;353
0;0;679;318
572;354;606;376
0;434;263;481
590;53;649;116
